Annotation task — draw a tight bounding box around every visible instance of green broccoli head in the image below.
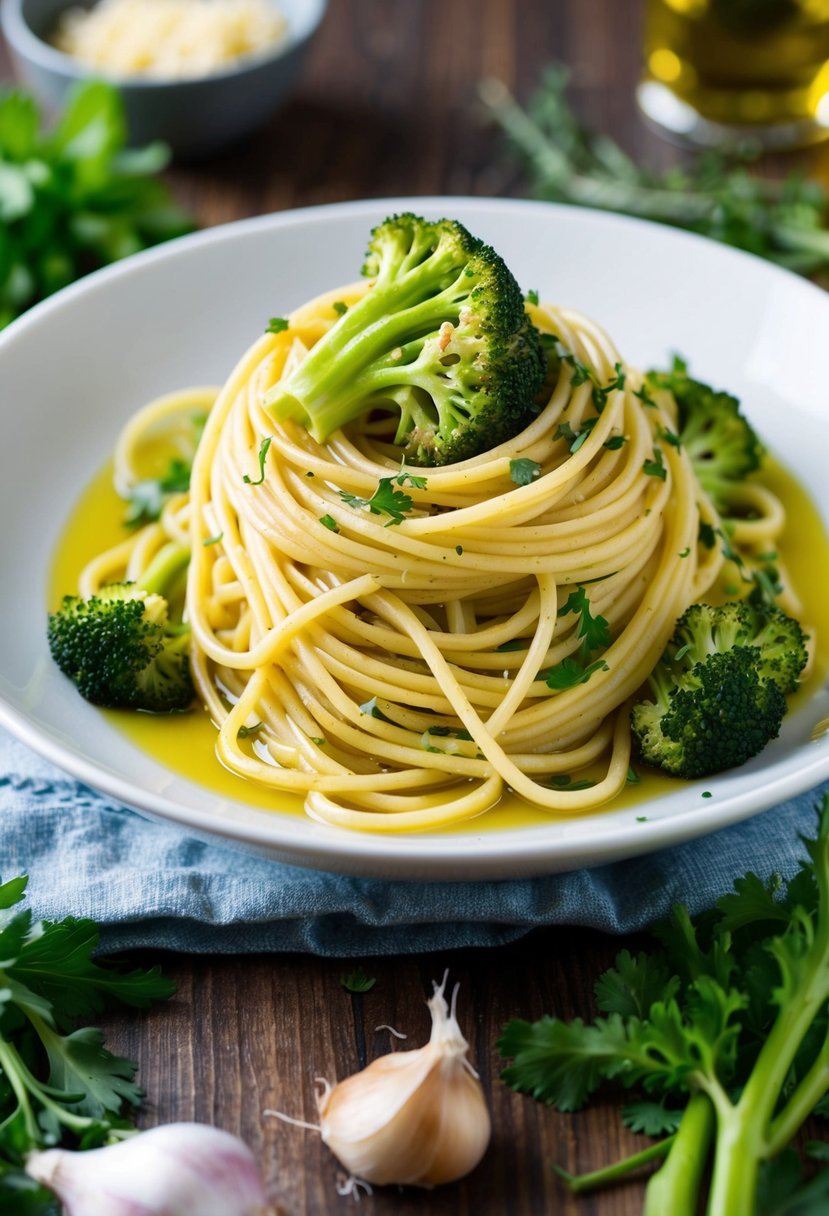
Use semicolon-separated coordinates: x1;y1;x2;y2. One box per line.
630;600;807;780
632;648;787;780
645;358;763;514
265;213;546;466
47;545;192;713
669;601;807;694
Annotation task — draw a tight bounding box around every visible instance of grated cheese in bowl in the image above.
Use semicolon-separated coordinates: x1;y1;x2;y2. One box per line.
52;0;289;80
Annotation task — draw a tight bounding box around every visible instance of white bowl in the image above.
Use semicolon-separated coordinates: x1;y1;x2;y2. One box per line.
1;0;328;157
2;197;829;878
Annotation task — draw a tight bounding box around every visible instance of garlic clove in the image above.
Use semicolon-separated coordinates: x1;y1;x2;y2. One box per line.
317;976;491;1187
26;1122;270;1216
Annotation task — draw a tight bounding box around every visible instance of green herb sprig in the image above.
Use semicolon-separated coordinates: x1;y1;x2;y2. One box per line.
0;82;193;331
340;966;376;994
509;458;542;485
0;876;174;1211
339;469;425;526
243;437;272;486
500;795;829;1215
481;66;829;277
543;586;611;691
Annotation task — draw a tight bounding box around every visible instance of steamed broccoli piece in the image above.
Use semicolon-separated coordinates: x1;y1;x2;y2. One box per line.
631;601;807;779
47;544;193;713
645;357;763;515
265;213;546;465
673;600;808;694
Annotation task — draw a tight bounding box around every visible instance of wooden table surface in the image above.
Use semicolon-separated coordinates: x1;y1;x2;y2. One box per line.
5;2;828;1213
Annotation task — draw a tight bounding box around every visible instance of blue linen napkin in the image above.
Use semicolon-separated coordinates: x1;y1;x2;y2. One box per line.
1;728;826;957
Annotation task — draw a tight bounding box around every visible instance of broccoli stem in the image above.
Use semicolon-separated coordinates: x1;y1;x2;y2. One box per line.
138;543;190;598
269;278;465;440
642;1094;714;1216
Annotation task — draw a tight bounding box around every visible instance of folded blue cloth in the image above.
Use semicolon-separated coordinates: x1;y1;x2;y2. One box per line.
1;729;826;957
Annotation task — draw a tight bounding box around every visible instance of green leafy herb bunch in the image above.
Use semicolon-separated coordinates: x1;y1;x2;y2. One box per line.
0;874;174;1213
0;81;193;330
500;794;829;1215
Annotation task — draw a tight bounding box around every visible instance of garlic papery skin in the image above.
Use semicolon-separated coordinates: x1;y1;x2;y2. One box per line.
25;1122;270;1216
317;975;491;1187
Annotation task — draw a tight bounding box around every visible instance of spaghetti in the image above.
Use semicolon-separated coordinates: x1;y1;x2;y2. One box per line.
95;278;791;831
84;282;793;832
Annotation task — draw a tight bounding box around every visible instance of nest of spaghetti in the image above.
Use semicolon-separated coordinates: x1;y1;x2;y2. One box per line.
50;215;810;833
186;306;789;831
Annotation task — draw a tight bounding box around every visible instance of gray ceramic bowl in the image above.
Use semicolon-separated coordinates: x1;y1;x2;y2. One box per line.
0;0;327;158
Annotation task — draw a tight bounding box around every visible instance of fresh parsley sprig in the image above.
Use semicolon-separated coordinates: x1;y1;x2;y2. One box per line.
340;966;376;994
643;446;667;481
509;458;542;486
125;459;191;528
543;585;611;691
0;82;193;331
544;655;609;691
339;467;426;526
558;586;610;652
0;876;174;1211
555;418;596;454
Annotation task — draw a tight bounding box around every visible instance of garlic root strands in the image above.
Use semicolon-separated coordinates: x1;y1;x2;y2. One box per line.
25;1121;271;1216
317;974;491;1187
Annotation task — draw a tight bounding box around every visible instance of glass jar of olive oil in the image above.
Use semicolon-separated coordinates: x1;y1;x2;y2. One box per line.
638;0;829;147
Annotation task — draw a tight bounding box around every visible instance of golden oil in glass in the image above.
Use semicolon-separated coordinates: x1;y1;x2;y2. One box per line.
638;0;829;147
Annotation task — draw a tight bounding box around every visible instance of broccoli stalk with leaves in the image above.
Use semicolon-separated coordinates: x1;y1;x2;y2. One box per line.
265;213;546;465
500;794;829;1216
47;543;193;712
631;601;807;779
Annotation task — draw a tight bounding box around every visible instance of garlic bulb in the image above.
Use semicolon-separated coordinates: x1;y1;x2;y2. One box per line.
25;1122;270;1216
316;974;491;1187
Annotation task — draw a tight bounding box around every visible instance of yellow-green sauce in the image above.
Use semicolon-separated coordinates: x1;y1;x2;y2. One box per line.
49;458;829;833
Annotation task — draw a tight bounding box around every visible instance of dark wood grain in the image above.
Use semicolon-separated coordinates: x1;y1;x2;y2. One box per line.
109;936;823;1214
4;1;828;1212
164;0;679;224
110;931;659;1216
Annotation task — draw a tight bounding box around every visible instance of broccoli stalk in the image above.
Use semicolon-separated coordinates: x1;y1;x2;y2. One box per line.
265;213;546;465
631;601;807;779
47;543;193;712
645;358;763;516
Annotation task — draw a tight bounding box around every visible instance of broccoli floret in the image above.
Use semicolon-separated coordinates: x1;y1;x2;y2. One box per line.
631;601;807;779
672;600;807;694
265;213;546;465
645;357;763;515
47;544;193;713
